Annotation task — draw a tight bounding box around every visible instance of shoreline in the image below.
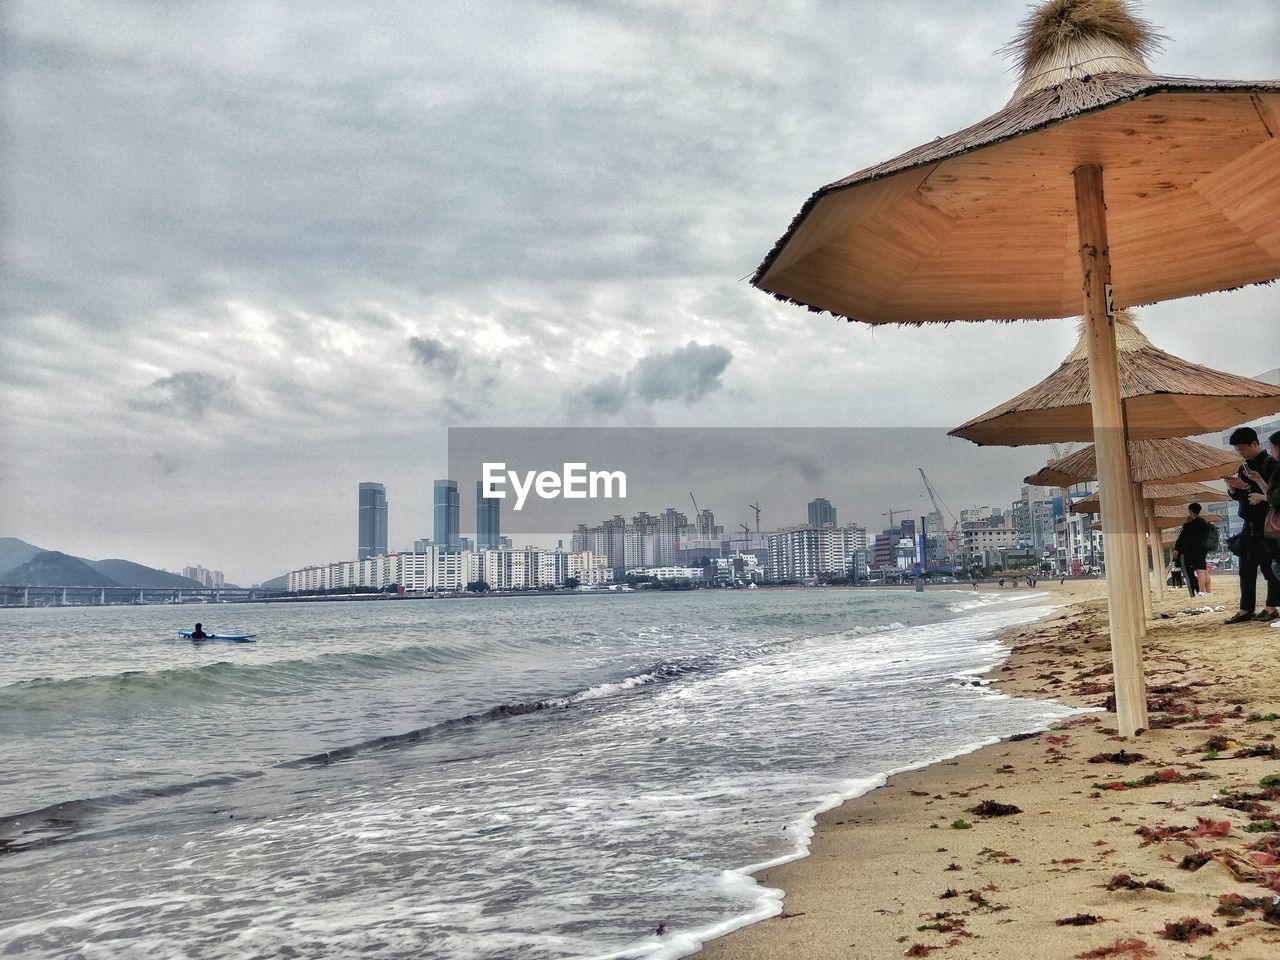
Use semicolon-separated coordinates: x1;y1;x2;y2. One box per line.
697;579;1280;959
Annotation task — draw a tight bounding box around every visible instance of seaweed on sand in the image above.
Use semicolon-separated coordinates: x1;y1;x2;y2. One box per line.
1093;769;1212;790
1073;938;1156;959
968;800;1022;817
1087;750;1145;765
1105;874;1172;892
1155;917;1215;942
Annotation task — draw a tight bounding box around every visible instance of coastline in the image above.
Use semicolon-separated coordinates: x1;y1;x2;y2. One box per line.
697;579;1280;959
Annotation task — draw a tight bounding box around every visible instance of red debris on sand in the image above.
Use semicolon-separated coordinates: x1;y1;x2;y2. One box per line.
1215;893;1248;917
904;944;938;957
1192;817;1231;838
1047;734;1070;745
1156;917;1216;942
1135;824;1191;847
1056;914;1105;926
1074;938;1156;959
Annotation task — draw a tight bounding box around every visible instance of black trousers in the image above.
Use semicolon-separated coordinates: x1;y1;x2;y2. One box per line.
1239;537;1280;612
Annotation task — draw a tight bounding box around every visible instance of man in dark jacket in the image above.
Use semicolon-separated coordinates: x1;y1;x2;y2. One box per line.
1172;503;1211;599
1224;427;1280;624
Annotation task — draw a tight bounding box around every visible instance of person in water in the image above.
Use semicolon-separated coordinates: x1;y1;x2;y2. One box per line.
190;622;209;640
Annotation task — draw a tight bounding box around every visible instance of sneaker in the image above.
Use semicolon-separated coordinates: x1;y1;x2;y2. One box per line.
1256;610;1280;623
1225;612;1255;625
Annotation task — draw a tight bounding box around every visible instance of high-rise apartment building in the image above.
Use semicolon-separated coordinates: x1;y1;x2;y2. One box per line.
357;482;388;560
434;479;460;551
807;498;837;527
476;480;501;549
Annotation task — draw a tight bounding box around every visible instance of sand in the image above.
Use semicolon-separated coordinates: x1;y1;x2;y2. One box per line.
699;577;1280;960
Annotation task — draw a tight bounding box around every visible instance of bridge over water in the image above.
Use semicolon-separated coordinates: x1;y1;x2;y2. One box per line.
0;585;286;607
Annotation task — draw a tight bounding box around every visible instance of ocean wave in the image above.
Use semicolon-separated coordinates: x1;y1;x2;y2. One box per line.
0;652;724;849
0;642;504;711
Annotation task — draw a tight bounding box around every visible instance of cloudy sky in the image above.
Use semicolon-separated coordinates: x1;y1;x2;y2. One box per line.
2;0;1277;584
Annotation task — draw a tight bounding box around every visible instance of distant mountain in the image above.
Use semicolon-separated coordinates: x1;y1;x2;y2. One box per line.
259;573;289;590
5;551;120;587
0;537;44;574
1;540;212;588
88;559;204;589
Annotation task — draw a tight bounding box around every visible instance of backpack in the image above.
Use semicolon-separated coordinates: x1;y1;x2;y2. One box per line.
1202;521;1220;553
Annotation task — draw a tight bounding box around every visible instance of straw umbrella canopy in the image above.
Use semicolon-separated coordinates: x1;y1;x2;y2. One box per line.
950;311;1280;446
1026;438;1240;488
1092;511;1220;531
1070;482;1226;513
1075;498;1222;518
751;7;1280;322
751;0;1280;735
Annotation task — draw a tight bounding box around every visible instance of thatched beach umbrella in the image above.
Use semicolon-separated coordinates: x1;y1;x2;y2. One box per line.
1073;494;1224;588
950;311;1280;447
1070;482;1226;513
1031;440;1237;606
948;308;1275;629
751;0;1280;734
1092;510;1221;531
1026;438;1240;489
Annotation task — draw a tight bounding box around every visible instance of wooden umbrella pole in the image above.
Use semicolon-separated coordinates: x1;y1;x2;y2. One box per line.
1074;163;1148;736
1061;486;1072;574
1132;483;1153;624
1145;500;1166;600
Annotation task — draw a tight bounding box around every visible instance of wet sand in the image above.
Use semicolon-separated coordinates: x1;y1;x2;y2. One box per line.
700;578;1280;959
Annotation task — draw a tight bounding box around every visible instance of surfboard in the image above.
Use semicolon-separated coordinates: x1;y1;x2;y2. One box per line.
179;631;257;642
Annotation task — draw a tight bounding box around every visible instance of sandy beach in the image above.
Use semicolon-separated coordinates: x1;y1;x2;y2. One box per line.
701;578;1280;959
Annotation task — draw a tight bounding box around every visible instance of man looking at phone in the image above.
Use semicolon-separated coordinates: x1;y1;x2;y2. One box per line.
1224;427;1280;624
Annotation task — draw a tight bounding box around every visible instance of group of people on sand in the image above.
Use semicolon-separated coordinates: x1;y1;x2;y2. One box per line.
1172;427;1280;625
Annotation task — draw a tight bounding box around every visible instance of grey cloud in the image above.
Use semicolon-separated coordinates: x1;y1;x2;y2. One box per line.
133;371;234;418
407;336;461;380
574;342;733;414
773;454;826;485
576;376;630;416
630;342;732;403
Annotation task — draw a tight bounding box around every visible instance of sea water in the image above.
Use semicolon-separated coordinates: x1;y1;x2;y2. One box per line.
0;588;1078;959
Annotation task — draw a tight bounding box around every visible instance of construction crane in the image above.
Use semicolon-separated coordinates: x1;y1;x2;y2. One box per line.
1048;442;1075;461
748;503;762;533
739;523;751;537
882;507;912;530
918;468;962;564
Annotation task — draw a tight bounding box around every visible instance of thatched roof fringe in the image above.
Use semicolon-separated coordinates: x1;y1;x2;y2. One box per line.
761;279;1278;328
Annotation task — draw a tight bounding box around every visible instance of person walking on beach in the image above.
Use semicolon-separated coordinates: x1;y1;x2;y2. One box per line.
1172;503;1211;599
1223;427;1280;624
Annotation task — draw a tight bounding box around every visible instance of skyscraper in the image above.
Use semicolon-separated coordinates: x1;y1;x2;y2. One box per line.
358;482;388;560
434;479;460;551
476;480;501;549
807;498;837;527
